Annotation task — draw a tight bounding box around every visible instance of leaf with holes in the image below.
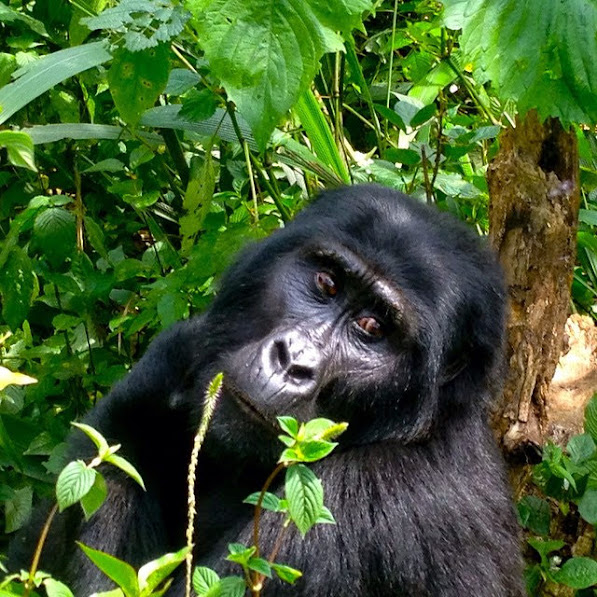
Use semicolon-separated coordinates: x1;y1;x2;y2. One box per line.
108;45;170;126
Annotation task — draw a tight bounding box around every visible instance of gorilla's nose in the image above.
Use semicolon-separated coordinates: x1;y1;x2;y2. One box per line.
268;329;322;387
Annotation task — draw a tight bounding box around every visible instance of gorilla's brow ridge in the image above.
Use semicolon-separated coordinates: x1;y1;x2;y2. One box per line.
304;242;406;323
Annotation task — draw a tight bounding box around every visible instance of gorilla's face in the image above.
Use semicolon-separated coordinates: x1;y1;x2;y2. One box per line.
220;241;418;433
201;185;504;455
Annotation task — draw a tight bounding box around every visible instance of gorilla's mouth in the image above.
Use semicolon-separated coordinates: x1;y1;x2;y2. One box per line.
224;380;275;429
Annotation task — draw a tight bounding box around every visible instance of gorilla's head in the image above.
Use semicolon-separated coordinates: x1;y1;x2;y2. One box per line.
196;185;505;456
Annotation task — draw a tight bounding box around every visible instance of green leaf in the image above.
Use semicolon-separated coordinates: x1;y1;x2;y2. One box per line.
226;543;255;566
442;0;597;125
580;209;597;227
373;103;406;130
285;464;324;536
410;103;437;128
294;89;350;183
247;557;272;578
585;395;597;440
277;416;299;438
80;472;108;520
4;486;33;533
72;422;110;455
192;567;220;596
315;505;336;525
298;440;337;462
554;557;597;589
43;578;74;597
271;563;302;584
108;45;170;126
180;88;219;122
0;131;36;171
165;68;201;95
0;42;111;125
567;433;596;464
0;247;36;330
579;489;597;524
243;491;282;512
302;418;336;439
141;105;256;147
138;546;189;594
33;207;77;267
56;461;97;512
78;543;139;597
527;537;565;567
517;496;550;535
188;0;372;150
207;576;246;597
104;453;146;490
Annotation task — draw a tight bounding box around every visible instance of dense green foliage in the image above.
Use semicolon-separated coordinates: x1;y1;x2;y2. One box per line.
1;0;597;594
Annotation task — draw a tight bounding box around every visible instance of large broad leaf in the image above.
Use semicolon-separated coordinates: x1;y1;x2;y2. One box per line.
188;0;372;150
0;42;111;125
442;0;597;125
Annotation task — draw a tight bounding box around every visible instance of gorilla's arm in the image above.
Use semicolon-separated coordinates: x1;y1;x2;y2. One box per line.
10;319;202;592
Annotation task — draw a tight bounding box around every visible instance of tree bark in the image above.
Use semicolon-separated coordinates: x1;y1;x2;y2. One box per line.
488;111;580;454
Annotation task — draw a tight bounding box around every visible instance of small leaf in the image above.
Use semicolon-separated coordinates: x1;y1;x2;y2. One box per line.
56;461;97;512
33;207;76;267
192;567;220;595
315;505;336;525
285;464;324;536
0;366;37;391
567;433;596;464
44;578;74;597
247;557;272;578
104;453;146;490
554;557;597;589
298;440;337;462
78;543;139;597
226;543;255;565
277;416;299;438
212;576;246;597
579;489;597;524
72;422;110;455
271;563;302;585
4;486;33;533
0;130;36;171
138;546;189;593
517;496;550;535
180;88;219;121
243;492;282;512
80;472;108;520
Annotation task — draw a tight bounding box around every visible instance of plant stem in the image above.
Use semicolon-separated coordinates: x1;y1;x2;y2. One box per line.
252;462;286;559
24;504;58;597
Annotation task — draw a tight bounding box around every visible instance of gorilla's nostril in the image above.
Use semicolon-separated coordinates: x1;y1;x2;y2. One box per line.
287;364;314;383
273;339;289;369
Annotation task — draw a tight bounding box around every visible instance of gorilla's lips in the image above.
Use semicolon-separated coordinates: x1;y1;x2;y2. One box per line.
224;379;275;429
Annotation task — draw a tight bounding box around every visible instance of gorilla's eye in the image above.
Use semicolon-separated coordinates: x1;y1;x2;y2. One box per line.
356;316;384;338
315;271;338;297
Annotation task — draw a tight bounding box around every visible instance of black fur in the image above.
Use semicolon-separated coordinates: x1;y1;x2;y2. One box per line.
10;185;524;596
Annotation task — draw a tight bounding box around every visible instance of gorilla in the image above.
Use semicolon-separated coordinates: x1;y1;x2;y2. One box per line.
11;184;524;596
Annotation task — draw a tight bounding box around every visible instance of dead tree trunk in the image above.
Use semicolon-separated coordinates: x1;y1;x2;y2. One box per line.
488;111;580;454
